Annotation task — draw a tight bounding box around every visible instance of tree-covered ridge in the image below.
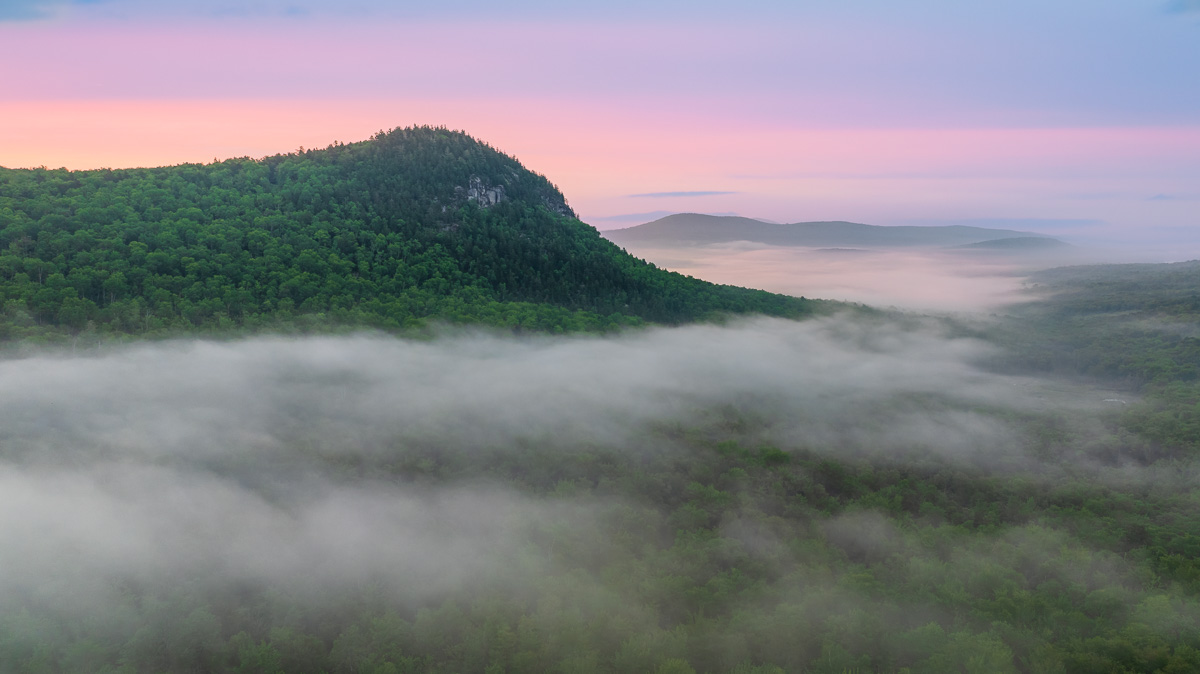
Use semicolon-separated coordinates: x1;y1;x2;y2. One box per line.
0;127;817;341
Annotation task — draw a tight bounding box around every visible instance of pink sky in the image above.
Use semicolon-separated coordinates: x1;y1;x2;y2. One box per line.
2;4;1198;250
4;98;1195;245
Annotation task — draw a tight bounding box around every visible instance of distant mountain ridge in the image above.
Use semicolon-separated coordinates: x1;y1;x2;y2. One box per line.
954;237;1071;251
602;213;1062;249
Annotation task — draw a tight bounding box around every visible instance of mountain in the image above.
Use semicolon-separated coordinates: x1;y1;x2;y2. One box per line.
602;212;1062;248
0;128;819;341
954;236;1072;251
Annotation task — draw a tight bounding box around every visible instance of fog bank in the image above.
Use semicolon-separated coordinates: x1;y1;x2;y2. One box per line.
622;243;1096;312
1;317;1072;467
0;316;1137;628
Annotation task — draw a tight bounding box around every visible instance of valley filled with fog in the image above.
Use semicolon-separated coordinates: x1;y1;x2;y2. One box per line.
612;244;1045;312
5;273;1199;672
2;148;1198;671
6;0;1198;666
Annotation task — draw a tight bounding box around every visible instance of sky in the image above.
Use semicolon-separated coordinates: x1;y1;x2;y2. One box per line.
2;0;1198;247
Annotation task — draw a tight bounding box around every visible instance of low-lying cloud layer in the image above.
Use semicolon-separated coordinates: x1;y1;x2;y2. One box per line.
0;316;1134;632
619;243;1076;312
2;317;1055;466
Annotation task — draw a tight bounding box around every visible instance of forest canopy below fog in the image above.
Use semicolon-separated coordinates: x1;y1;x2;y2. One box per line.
3;257;1200;674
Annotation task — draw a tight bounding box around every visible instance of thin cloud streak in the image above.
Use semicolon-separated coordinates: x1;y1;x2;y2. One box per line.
628;191;738;198
586;210;677;222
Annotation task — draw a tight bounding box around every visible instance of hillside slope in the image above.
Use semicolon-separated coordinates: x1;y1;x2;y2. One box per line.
602;212;1060;248
954;236;1071;251
0;128;818;340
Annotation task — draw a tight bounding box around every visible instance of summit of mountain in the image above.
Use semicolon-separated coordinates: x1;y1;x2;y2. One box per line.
0;128;818;341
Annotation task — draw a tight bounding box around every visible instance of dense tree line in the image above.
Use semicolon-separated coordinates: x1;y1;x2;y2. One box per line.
0;126;816;343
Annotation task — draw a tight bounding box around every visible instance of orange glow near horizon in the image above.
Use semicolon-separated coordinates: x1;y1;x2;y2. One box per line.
3;99;1199;231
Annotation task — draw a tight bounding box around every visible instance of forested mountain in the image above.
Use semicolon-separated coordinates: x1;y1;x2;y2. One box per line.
602;213;1063;249
0;127;816;341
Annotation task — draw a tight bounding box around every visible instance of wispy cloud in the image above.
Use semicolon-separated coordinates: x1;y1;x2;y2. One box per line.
896;217;1103;232
0;0;804;22
1166;0;1200;14
587;210;676;222
0;0;112;20
0;0;325;21
628;190;737;198
0;0;57;20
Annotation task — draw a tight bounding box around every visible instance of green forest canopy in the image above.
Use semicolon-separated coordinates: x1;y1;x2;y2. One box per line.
0;126;819;342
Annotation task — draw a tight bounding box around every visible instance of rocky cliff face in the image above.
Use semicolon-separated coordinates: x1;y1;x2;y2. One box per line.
465;175;506;207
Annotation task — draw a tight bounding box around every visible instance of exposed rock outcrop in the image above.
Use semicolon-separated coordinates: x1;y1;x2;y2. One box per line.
465;175;506;207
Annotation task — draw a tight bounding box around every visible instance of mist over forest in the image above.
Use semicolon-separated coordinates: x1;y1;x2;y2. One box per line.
3;0;1198;667
5;293;1200;672
2;316;1044;603
597;215;1170;313
605;244;1041;312
2;129;1199;673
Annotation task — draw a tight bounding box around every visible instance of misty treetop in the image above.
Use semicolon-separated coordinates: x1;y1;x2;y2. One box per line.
4;316;1200;673
0;126;815;342
992;261;1200;455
